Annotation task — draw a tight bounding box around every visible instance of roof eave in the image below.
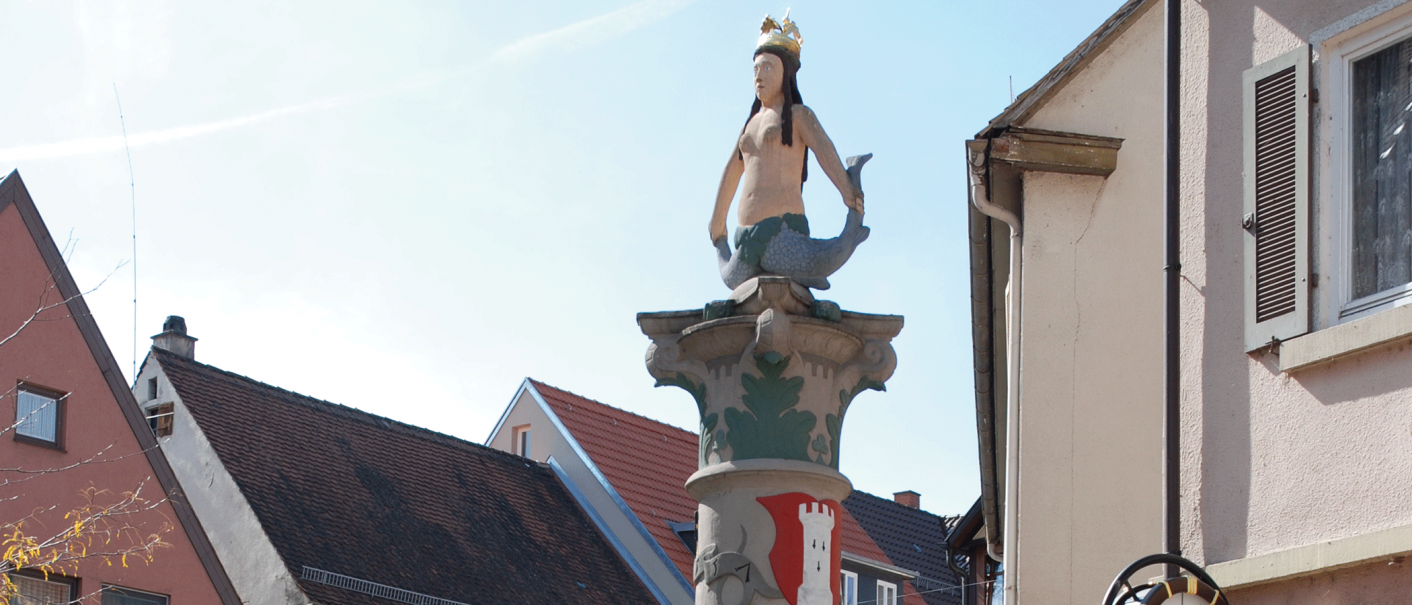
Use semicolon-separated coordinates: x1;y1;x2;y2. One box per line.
977;0;1157;138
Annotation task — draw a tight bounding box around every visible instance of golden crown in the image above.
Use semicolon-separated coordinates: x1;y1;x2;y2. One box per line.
757;11;802;63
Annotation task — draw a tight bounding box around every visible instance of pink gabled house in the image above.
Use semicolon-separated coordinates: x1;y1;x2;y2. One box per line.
0;171;239;604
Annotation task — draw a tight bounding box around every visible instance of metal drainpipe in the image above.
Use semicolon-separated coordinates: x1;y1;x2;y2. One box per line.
1163;0;1182;578
968;144;1021;605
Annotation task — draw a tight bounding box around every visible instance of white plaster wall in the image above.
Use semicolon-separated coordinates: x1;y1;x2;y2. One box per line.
133;358;309;605
1009;4;1168;603
485;389;546;461
486;386;693;605
1180;0;1412;568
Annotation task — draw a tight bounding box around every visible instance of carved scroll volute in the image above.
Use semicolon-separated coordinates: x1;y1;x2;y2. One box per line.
834;337;898;394
640;311;710;389
832;313;903;394
645;334;708;388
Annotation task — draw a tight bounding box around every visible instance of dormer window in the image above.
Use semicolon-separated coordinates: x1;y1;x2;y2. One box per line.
668;520;697;555
14;383;65;450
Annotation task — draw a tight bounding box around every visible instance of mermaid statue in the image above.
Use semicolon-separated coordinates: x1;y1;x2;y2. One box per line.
711;12;871;291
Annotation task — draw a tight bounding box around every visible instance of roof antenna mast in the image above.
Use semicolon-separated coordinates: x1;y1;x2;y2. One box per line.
114;83;137;379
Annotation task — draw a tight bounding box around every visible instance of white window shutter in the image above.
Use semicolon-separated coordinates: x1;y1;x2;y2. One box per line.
1243;46;1311;352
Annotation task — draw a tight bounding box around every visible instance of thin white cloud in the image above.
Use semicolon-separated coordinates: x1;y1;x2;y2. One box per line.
0;91;367;164
492;0;695;62
0;0;693;164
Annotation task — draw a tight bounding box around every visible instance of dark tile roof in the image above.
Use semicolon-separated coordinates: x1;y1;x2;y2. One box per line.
843;491;963;605
154;348;656;605
529;380;896;581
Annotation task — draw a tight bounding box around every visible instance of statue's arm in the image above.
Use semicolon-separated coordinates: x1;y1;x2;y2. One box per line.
795;105;864;213
711;145;745;243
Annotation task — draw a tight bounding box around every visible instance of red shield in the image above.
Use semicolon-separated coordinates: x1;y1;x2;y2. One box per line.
757;493;842;605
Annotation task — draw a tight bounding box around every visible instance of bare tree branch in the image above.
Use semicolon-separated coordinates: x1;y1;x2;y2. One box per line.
0;259;128;350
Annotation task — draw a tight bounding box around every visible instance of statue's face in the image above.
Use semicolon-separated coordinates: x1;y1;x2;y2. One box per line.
753;53;784;101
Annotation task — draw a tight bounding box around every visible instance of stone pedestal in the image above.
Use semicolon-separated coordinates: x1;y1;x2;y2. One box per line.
638;277;902;605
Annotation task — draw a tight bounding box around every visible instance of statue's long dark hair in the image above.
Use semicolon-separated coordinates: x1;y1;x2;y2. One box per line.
740;47;808;186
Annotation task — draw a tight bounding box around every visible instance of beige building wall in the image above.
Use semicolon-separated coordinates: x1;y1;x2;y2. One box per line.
1004;4;1168;603
1178;0;1412;592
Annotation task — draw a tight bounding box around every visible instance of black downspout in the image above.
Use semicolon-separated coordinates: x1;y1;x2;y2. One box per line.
1163;0;1182;578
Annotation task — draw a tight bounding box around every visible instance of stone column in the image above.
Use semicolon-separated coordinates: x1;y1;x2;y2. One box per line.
638;276;902;605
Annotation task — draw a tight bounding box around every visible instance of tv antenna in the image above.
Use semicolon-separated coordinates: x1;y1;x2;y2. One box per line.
114;84;137;379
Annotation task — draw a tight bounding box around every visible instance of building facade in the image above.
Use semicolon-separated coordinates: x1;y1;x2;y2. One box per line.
0;171;239;604
963;1;1412;603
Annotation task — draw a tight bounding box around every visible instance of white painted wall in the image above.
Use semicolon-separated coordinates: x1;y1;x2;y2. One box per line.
133;357;310;605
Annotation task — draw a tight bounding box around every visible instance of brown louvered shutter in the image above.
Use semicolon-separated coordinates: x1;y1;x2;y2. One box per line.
1244;46;1310;352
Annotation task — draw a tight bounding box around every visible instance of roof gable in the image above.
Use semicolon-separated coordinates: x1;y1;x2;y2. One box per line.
155;349;655;604
982;0;1156;135
0;171;240;603
525;380;896;579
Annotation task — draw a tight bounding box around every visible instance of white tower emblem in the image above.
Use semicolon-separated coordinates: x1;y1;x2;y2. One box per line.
797;501;835;605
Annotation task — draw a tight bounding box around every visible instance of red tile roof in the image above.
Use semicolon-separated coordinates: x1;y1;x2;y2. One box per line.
529;380;894;581
157;350;657;604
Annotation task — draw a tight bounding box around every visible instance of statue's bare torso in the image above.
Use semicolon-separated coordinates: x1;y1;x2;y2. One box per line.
736;106;808;227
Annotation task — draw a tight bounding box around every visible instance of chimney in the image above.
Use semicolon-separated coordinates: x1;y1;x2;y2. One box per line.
893;490;920;509
152;315;197;359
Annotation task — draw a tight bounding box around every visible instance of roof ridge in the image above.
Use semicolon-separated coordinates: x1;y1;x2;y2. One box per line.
154;348;534;466
529;378;696;439
848;489;951;520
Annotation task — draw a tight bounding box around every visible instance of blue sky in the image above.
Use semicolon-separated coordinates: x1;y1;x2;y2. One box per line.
1;0;1127;516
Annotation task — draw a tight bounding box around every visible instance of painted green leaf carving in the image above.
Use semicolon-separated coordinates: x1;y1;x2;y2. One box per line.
653;372;715;465
699;412;719;465
824;376;887;469
724;353;816;462
654;372;708;417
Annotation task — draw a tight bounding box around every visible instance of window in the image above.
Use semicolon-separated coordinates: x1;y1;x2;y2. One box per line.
875;579;897;605
13;384;64;450
8;573;75;604
147;377;158;401
668;520;697;555
513;425;531;458
839;570;858;605
101;586;168;605
1329;10;1412;323
145;403;174;437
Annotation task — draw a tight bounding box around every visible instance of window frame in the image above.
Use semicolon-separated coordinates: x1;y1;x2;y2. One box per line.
875;579;897;605
101;584;170;605
8;570;79;604
1324;5;1412;326
839;569;858;605
144;402;174;438
13;382;66;451
513;424;531;458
